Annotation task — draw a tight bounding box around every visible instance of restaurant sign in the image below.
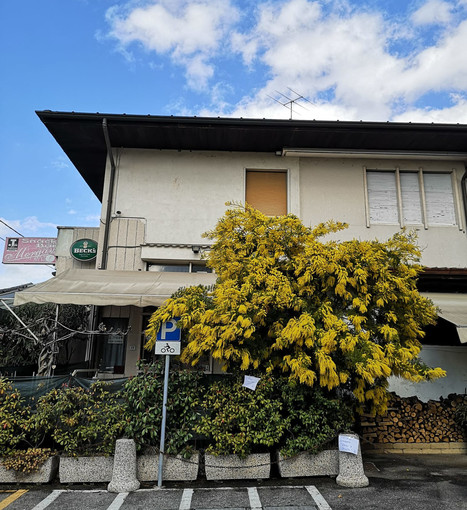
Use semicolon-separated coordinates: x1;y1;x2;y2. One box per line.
70;238;98;261
2;237;57;265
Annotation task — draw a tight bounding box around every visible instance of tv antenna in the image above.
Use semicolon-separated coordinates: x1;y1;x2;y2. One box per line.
268;88;314;119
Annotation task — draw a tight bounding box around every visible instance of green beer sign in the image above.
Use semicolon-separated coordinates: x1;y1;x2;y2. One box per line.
70;238;98;261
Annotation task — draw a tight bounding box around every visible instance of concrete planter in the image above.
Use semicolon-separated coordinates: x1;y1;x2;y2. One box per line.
59;456;114;483
205;453;270;480
0;456;58;484
137;452;199;481
278;450;339;478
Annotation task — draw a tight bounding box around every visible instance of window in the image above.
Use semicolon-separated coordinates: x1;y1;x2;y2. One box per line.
366;169;457;227
245;170;287;215
147;262;212;273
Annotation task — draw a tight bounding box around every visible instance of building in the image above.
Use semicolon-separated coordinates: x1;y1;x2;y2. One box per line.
15;112;467;396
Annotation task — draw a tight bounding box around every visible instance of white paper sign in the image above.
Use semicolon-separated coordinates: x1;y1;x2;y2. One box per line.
338;434;359;455
243;375;260;391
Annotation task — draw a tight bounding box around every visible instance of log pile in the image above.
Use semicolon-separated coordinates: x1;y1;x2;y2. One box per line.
360;393;466;444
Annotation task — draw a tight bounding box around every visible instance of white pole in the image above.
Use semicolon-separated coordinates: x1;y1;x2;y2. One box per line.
157;354;170;487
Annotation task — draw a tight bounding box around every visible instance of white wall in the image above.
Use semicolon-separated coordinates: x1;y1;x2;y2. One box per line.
388;346;467;401
101;149;467;268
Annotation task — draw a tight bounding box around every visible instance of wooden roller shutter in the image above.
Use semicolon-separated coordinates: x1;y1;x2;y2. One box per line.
245;170;287;216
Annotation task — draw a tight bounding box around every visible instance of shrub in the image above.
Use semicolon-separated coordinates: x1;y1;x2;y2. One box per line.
196;376;286;458
1;448;54;474
278;379;354;458
122;361;202;457
31;381;125;456
0;378;30;456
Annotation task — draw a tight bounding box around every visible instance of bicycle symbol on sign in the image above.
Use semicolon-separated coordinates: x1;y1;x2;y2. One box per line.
160;343;176;354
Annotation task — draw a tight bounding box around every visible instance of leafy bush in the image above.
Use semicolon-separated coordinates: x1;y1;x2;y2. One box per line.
122;361;202;457
1;448;54;474
31;381;125;456
0;378;30;456
196;376;286;458
278;379;354;458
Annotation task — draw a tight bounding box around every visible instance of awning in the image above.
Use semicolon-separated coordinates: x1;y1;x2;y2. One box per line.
14;269;216;308
422;292;467;344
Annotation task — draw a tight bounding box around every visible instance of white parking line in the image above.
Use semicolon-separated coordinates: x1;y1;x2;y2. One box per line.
247;487;262;510
179;488;194;510
306;485;332;510
31;490;64;510
107;492;129;510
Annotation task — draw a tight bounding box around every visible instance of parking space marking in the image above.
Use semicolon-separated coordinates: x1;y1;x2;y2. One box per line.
30;490;64;510
306;486;332;510
179;488;193;510
107;492;129;510
247;487;262;510
0;490;28;510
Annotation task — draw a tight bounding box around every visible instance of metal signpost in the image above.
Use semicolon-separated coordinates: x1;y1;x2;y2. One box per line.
155;318;181;487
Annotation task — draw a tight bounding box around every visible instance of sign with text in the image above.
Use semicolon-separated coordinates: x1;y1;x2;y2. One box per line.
2;237;57;265
155;318;181;355
70;238;98;261
338;434;359;455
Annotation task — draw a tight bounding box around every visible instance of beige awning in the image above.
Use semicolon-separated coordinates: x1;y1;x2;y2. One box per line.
14;269;216;307
422;292;467;344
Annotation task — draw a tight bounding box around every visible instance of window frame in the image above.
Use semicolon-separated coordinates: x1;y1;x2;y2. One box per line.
364;167;462;230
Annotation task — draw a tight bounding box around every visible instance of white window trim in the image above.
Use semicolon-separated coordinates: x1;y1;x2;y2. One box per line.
364;167;462;230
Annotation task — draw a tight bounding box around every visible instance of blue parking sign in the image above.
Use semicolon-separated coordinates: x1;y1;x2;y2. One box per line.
156;318;181;341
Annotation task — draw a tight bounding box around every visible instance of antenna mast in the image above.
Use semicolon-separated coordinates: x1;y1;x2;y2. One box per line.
268;88;313;119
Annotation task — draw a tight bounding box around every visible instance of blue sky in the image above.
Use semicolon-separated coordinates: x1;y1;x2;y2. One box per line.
1;0;467;288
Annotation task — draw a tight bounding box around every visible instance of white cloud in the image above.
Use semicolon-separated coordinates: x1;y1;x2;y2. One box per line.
106;0;239;89
0;265;54;289
226;0;467;121
411;0;453;26
0;217;56;238
393;94;467;123
106;0;467;122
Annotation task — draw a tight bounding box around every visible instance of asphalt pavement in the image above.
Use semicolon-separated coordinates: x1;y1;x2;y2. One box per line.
0;453;466;510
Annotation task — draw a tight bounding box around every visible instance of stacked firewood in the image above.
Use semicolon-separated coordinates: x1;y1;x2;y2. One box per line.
360;393;466;444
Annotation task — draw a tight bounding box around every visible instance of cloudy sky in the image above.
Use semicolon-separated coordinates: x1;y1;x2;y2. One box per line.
2;0;467;288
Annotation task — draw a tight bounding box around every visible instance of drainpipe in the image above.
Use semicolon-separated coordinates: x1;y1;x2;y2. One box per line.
101;118;117;270
462;167;467;233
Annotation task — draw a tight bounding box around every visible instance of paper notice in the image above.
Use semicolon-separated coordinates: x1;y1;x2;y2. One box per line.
338;434;359;455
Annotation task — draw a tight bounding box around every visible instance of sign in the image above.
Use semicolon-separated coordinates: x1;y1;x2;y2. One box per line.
70;238;98;261
338;434;360;455
2;237;57;265
155;318;181;355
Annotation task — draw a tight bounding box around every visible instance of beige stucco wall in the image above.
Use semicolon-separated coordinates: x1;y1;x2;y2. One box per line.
100;149;467;269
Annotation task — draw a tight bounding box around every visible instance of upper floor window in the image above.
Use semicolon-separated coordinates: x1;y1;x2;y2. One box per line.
246;170;287;216
366;169;458;228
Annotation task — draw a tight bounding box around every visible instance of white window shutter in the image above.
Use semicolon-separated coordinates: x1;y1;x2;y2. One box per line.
424;173;456;225
367;172;398;223
400;173;422;224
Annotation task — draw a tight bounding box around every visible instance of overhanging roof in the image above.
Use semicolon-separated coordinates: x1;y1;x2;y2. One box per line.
14;269;216;308
36;111;467;201
422;292;467;344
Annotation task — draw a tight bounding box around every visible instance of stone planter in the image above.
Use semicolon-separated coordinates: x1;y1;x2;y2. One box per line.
59;456;114;483
278;450;339;478
205;453;270;480
137;452;199;481
0;456;58;484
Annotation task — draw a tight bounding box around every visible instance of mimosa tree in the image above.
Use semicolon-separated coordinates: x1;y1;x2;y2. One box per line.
145;205;445;414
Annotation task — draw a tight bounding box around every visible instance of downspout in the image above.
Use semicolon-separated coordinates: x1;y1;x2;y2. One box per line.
462;167;467;233
101;118;117;270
